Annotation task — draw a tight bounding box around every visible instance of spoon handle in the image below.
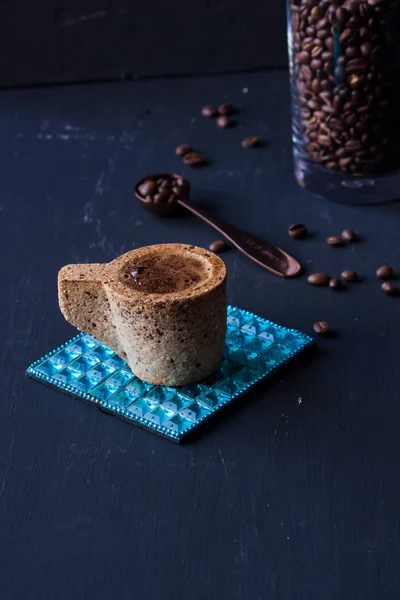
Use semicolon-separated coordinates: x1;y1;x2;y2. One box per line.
178;199;301;278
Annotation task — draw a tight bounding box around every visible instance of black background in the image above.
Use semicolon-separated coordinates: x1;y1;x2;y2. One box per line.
0;0;287;87
1;71;400;599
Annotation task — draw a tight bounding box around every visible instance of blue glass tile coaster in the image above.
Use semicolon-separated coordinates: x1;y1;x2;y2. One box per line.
27;306;313;443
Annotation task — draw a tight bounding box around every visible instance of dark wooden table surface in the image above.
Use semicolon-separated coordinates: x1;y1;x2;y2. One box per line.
1;71;400;600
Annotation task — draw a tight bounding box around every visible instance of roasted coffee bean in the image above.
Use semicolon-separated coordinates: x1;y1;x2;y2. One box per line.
298;51;310;64
218;103;235;116
376;265;393;279
241;136;261;149
361;41;373;57
175;143;192;157
345;46;360;58
327;236;343;247
329;278;342;290
138;179;157;197
341;269;358;282
348;74;365;89
175;175;188;188
153;192;170;204
172;185;187;197
336;7;349;24
312;46;323;58
216;115;234;129
288;223;308;239
182;152;206;166
313;321;331;335
381;281;397;295
347;58;368;74
341;229;357;242
159;179;172;192
307;273;330;286
209;240;226;253
201;105;217;118
335;65;346;79
339;157;352;169
325;37;334;51
339;29;353;44
311;58;322;70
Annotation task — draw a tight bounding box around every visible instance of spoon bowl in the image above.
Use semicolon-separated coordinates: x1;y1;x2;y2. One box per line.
134;174;190;217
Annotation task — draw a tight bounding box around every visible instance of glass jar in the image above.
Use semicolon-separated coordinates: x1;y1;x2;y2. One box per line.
287;0;400;203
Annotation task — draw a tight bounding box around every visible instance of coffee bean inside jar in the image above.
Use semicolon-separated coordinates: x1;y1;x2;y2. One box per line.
288;0;400;192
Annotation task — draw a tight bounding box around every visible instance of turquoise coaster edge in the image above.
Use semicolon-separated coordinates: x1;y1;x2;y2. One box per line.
26;305;314;442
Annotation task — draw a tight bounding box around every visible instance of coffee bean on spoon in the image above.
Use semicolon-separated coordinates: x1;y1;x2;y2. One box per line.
138;178;157;197
376;265;393;279
341;229;357;243
182;152;206;166
159;179;172;192
313;321;331;336
242;136;261;149
175;143;192;157
381;281;397;296
175;175;187;187
153;191;170;204
201;105;218;118
172;185;187;197
288;223;308;239
341;269;358;282
209;240;226;253
327;236;343;247
307;273;330;286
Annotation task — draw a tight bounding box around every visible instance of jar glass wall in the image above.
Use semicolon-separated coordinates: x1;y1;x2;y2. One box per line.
287;0;400;203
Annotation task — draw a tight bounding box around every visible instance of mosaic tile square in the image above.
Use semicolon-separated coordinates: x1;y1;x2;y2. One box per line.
27;306;313;442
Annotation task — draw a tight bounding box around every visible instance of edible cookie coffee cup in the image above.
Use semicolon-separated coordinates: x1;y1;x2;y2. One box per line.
58;244;227;386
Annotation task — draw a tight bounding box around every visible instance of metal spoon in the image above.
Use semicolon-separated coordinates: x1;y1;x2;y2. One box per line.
134;174;302;278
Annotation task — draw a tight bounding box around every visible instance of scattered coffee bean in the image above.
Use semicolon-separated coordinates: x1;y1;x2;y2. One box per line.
175;143;192;157
327;236;343;247
329;278;342;290
217;115;234;129
136;174;190;205
341;269;358;282
313;321;331;335
381;281;397;296
376;265;393;280
218;103;235;116
288;223;308;239
209;240;226;253
201;105;217;118
307;273;330;286
182;152;206;166
242;136;261;149
341;229;357;243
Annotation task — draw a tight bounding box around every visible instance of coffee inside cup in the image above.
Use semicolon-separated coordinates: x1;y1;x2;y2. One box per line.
119;252;211;294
